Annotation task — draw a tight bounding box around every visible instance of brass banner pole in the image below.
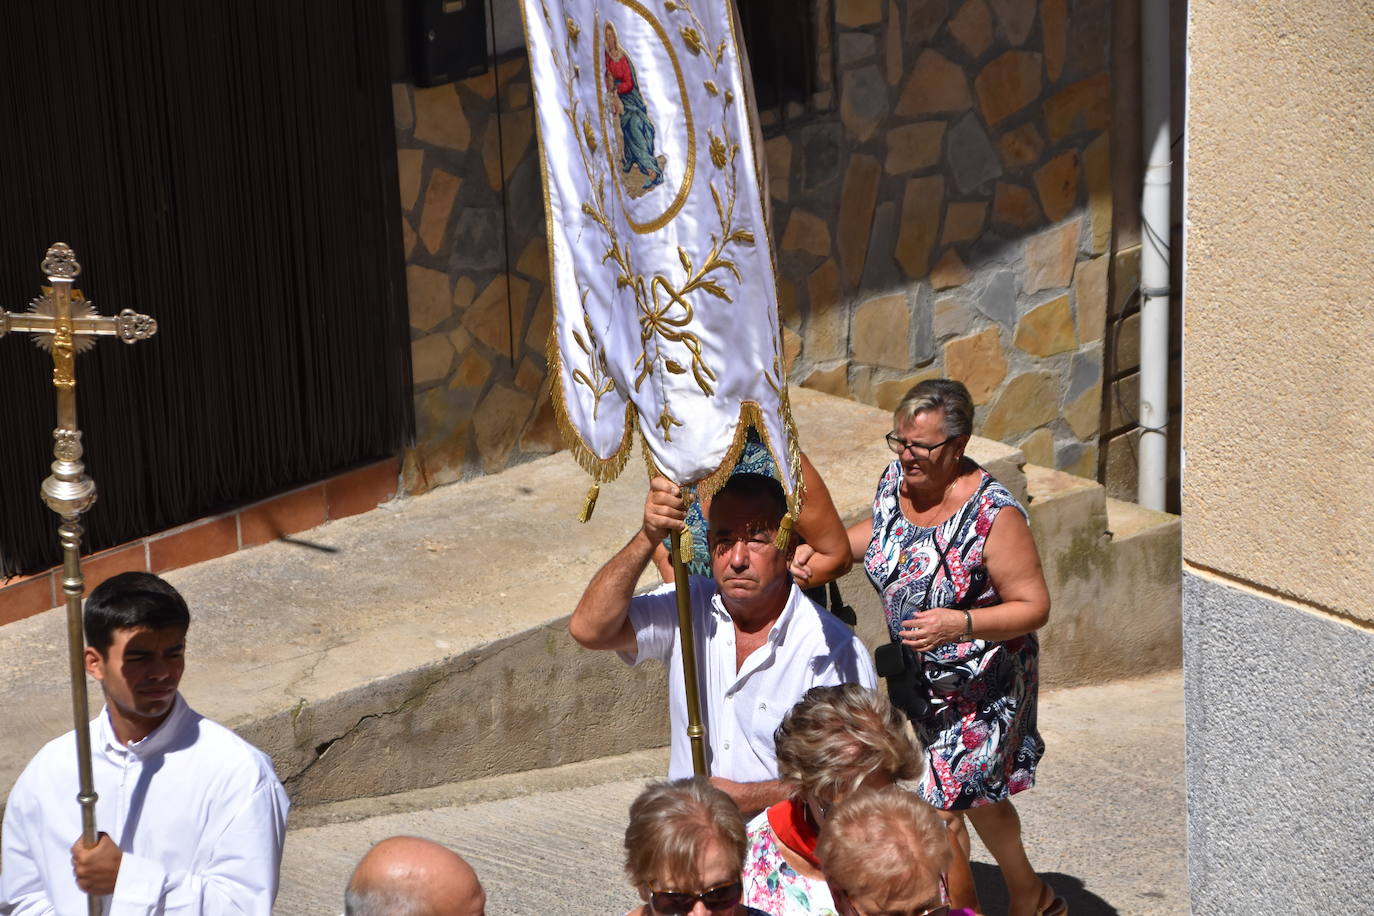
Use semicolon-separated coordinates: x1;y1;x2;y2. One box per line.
1;244;157;914
668;530;707;775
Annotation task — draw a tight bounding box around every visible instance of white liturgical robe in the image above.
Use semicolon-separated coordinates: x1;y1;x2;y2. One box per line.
0;694;288;915
622;577;878;782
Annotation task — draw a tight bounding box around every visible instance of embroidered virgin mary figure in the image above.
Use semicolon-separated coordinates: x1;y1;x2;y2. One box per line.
604;21;665;194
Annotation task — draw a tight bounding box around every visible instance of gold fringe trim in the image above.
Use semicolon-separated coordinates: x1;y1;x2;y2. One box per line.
773;511;794;550
579;482;600;523
679;528;694;564
546;327;636;502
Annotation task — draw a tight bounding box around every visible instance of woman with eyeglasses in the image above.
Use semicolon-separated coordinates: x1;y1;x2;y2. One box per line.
740;685;924;916
816;785;973;916
623;777;774;916
820;378;1064;916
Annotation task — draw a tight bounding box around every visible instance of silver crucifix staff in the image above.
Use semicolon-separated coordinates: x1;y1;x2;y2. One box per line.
1;243;156;915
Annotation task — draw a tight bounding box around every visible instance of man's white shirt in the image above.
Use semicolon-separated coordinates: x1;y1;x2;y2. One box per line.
0;694;289;915
621;577;877;782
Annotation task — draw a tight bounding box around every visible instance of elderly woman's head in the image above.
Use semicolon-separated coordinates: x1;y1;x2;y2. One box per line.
774;684;922;819
816;786;951;916
624;777;749;915
888;379;974;490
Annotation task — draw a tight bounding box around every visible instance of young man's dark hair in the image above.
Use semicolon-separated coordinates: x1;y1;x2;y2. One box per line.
84;571;191;653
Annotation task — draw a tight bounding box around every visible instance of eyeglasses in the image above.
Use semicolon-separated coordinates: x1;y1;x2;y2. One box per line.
885;432;957;459
835;890;949;916
648;879;744;914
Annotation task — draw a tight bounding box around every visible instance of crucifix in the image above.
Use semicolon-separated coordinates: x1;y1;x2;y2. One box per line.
0;242;157;915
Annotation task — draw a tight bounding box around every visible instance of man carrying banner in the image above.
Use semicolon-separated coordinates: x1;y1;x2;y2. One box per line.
571;473;876;814
0;572;289;915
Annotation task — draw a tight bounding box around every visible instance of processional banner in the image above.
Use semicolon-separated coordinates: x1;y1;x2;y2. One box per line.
520;0;802;518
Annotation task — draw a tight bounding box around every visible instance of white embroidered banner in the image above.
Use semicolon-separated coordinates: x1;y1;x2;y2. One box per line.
519;0;801;511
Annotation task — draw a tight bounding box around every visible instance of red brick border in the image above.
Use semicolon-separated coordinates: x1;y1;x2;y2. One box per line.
0;456;400;627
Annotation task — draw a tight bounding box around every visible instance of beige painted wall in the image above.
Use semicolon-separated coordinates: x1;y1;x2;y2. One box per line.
1184;1;1374;623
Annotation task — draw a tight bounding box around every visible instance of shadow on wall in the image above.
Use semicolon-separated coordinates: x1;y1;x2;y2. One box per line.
395;0;1118;492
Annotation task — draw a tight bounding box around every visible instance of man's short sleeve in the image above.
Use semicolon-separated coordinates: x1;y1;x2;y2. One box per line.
617;583;680;667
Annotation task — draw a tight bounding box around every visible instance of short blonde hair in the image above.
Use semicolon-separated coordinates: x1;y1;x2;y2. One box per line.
893;378;974;438
774;684;923;806
623;777;747;890
815;785;950;903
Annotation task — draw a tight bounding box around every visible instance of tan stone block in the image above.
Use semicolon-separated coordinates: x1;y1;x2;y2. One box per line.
801;363;850;398
949;0;993;58
989;0;1036;45
514;356;544;393
873;368;944;412
1115;312;1141;376
781;209;832;258
778;275;801;329
473;385;536;472
483;109;535;190
943;327;1007;405
885;122;945;175
805;259;848;363
942;201;987;245
980;371;1059;441
464;68;497;100
993;182;1040;230
407;265;452;332
525;286;552;351
392;83;414;132
465;275;532;353
519;389;563;455
452;276;477;311
996;124;1044;169
1064;383;1102;440
1073;255;1108;343
836;0;883;27
895;175;944;279
450;351;491;390
448;326;472;354
402;218;417;259
396;148;424;211
782;326;802;374
765;135;792;203
839;155;882;285
505;80;530;109
852;294;912;369
934;294;977;339
1022;218;1082;293
1019;427;1055;468
1083;132;1112;255
516;237;549;279
975;52;1042;126
1064;445;1097;480
413;83;470;151
419;169;462;255
1034;150;1079;223
896;51;971;117
1014;295;1076;356
1045;74;1110;141
412;333;455;385
930;249;973;290
886;2;903;86
1041;0;1068;82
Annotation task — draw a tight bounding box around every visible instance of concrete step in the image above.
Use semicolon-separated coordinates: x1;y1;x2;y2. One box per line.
0;389;1180;813
273;671;1187;916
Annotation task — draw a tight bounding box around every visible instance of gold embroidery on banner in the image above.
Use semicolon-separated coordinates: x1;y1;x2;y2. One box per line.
596;0;695;235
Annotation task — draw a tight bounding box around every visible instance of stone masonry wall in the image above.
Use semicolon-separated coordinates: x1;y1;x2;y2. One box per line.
393;0;1115;490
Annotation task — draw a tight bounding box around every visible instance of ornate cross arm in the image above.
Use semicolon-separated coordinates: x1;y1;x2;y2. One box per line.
0;242;158;916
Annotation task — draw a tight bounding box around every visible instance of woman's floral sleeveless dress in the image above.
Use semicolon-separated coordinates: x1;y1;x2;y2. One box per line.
864;460;1045;810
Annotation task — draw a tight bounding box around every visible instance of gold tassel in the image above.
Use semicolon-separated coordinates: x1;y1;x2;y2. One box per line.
774;511;795;550
679;528;694;564
579;482;600;523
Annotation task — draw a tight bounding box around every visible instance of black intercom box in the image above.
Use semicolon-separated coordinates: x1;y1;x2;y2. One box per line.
409;0;489;87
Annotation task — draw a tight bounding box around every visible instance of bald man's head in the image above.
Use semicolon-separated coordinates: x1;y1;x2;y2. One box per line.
345;836;486;916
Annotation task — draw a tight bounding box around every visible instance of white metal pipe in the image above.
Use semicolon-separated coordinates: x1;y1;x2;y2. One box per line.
1139;0;1172;512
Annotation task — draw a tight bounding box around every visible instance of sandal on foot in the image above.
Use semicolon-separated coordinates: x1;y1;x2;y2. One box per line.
1035;882;1067;916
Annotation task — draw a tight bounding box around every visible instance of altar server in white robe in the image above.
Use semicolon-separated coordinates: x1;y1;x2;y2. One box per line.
0;571;289;915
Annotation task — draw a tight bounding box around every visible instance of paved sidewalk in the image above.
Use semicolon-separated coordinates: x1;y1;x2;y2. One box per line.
277;670;1186;916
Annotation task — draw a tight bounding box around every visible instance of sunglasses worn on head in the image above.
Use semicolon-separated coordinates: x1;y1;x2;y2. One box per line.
649;879;743;914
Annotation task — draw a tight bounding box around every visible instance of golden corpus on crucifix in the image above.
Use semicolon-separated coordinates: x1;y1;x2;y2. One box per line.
0;243;157;915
